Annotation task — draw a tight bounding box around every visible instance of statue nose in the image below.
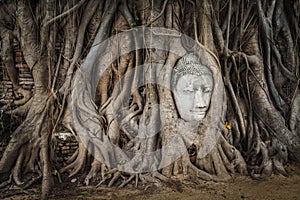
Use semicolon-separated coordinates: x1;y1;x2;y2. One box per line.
194;90;206;108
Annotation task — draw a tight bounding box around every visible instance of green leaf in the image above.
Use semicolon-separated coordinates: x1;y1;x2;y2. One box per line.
16;9;22;16
119;159;126;165
130;22;137;28
81;191;88;195
77;181;81;186
104;171;109;176
116;180;122;186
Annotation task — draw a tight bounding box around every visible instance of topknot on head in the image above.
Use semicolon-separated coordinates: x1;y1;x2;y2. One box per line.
172;53;213;88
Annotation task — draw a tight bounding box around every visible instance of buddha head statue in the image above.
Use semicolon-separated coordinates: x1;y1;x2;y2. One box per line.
172;53;214;122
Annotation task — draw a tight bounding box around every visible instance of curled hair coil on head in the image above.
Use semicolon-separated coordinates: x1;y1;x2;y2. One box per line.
172;53;213;88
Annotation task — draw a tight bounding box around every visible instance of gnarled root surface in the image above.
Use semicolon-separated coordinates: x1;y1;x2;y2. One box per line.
0;95;53;200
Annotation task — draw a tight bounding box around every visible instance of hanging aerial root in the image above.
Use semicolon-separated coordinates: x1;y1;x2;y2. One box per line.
12;146;26;186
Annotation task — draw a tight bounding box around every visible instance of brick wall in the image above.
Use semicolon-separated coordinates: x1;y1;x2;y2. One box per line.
0;45;34;105
54;132;78;163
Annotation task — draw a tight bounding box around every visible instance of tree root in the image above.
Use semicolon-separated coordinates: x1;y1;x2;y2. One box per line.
0;187;35;199
78;152;184;191
13;88;32;106
59;141;87;177
163;134;248;182
84;160;104;186
118;174;136;188
5;98;32;116
249;138;289;179
12;146;26;186
0;149;43;194
22;172;42;190
94;169;183;192
95;168;118;187
188;162;232;182
0;174;12;189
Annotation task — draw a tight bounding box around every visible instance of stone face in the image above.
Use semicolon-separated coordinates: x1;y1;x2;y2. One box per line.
172;54;213;122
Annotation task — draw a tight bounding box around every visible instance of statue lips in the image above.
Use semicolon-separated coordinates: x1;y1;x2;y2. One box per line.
189;110;206;120
190;110;206;115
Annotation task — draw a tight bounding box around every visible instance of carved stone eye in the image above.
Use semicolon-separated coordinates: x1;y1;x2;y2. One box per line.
203;87;211;93
183;88;194;93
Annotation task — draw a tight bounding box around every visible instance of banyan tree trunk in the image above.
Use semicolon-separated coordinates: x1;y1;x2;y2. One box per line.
0;0;299;199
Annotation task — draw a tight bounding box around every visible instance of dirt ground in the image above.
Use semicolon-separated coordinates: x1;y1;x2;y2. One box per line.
2;163;300;200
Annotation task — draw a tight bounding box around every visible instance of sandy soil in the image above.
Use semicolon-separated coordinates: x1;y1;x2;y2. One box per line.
2;163;300;200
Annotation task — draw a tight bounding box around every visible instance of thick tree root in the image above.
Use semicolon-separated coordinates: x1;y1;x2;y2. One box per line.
249;139;289;179
13;88;32;106
0;142;45;197
6;98;32;115
59;141;87;177
1;88;32;114
84;160;102;186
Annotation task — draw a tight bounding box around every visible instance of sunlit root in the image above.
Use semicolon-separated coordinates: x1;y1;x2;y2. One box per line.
5;98;32;115
13;88;32;106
